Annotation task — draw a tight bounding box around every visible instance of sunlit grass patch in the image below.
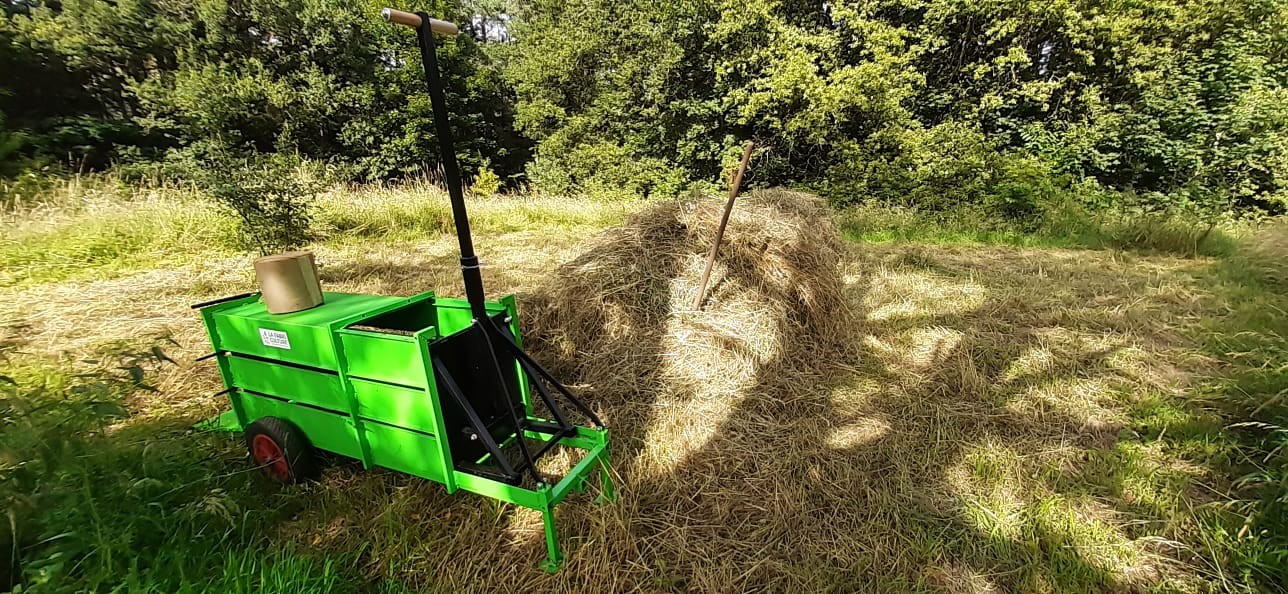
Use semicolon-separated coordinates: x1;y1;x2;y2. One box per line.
1003;377;1129;433
0;180;637;291
0;193;240;288
825;416;893;449
314;183;636;240
860;266;988;323
946;443;1180;592
837;202;1245;257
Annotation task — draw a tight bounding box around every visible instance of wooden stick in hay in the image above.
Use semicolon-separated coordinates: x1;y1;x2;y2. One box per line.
692;141;755;310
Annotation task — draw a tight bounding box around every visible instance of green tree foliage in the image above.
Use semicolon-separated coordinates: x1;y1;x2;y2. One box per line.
195;151;322;254
507;0;1288;212
0;0;1285;213
0;0;531;182
468;156;501;195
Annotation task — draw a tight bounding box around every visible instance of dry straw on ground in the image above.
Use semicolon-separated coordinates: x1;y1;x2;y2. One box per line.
495;188;868;590
525;187;854;403
523;189;856;481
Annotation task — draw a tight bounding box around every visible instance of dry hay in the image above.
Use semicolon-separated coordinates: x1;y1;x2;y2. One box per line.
482;188;862;590
524;187;853;403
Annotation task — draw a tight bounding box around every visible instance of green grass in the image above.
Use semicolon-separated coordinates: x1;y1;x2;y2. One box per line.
0;349;414;594
1190;225;1288;585
847;216;1288;589
836;202;1243;256
833;207;1287;591
1;180;1286;592
0;194;240;288
0;180;635;289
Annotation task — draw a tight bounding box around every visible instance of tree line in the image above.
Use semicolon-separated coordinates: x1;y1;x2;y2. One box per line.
2;0;1285;216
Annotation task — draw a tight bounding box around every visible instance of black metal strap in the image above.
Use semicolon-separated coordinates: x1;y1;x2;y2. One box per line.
432;357;519;480
490;322;574;431
190;292;258;310
475;319;545;485
529;426;577;462
516;356;573;429
483;317;605;428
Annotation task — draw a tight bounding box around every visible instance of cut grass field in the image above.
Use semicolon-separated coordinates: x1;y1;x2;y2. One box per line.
1;181;1285;593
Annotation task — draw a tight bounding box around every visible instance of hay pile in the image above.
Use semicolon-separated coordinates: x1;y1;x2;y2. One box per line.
523;188;854;477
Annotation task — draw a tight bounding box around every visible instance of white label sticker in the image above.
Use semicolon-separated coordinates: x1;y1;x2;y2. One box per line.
259;328;291;350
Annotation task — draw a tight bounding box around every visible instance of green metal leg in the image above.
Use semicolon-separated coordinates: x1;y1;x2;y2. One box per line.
595;457;616;504
539;508;564;573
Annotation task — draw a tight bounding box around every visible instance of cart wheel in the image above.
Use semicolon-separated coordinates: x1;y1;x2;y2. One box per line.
245;417;317;483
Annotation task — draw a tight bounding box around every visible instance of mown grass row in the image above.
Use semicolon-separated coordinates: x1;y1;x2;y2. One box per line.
0;177;1251;291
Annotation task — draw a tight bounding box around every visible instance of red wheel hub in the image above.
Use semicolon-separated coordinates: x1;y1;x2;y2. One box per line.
251;434;290;482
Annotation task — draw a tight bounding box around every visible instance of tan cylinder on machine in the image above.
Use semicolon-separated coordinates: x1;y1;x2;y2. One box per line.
254;251;324;314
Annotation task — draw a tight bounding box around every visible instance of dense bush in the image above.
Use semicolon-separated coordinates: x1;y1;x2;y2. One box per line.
1;0;530;184
507;0;1288;213
194;151;323;254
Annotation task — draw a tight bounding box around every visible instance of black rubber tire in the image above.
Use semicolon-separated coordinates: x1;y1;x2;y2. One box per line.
244;416;318;483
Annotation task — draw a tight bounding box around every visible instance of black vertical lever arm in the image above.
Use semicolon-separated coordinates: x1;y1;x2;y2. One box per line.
396;10;545;485
411;11;489;321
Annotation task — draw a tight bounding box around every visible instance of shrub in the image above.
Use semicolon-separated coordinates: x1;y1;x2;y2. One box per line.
194;152;323;255
469;158;502;197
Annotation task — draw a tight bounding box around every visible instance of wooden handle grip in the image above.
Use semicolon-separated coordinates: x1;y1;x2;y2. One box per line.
381;8;459;35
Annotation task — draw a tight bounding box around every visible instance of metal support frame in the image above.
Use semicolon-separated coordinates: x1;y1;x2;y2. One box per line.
429;321;605;488
191;10;615;573
409;18;614;567
410;10;606;496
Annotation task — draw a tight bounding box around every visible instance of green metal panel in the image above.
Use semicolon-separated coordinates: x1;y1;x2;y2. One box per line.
234;391;361;458
201;290;613;571
338;330;428;388
364;422;446;482
451;469;548;509
351;379;437;433
433;297;508;334
325;291;435;468
414;327;457;493
213;293;403;370
226;356;346;413
199;295;261;428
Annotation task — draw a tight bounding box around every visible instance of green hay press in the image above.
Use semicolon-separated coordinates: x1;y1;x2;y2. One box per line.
193;10;612;572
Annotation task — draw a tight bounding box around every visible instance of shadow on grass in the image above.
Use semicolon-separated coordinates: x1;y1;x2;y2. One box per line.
0;340;405;593
620;296;1136;590
502;236;1233;592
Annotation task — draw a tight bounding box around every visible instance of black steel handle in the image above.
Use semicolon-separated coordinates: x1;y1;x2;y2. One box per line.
191;292;259;310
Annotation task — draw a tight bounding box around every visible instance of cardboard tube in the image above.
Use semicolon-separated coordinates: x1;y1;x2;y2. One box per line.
254;251;324;314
